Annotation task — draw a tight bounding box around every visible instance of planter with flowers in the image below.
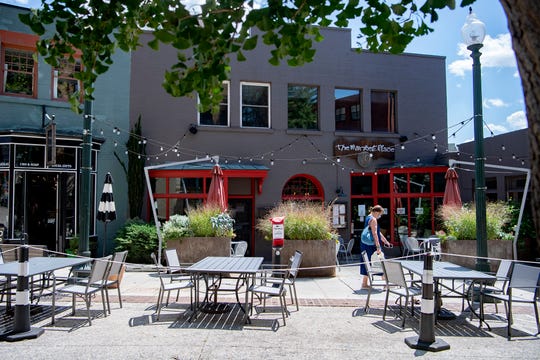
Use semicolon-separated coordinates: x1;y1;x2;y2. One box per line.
437;202;513;271
257;201;338;277
162;205;235;264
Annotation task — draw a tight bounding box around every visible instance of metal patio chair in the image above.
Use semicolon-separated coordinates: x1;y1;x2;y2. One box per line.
382;260;422;328
361;250;386;313
53;255;113;326
480;263;540;339
151;252;194;320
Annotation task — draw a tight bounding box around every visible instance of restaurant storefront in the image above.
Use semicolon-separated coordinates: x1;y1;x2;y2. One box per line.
350;166;447;246
146;162;268;256
0;133;101;252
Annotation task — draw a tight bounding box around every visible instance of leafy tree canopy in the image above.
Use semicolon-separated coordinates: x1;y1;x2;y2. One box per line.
20;0;475;112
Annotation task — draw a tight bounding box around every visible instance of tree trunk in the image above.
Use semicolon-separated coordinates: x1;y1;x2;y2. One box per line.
500;0;540;255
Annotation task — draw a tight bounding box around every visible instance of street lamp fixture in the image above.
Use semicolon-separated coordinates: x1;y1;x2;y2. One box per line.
461;8;489;272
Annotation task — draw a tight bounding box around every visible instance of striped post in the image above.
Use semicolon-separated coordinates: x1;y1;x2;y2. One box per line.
4;243;44;341
405;240;449;351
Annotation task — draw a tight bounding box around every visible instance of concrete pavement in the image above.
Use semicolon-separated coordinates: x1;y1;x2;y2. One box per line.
0;258;539;359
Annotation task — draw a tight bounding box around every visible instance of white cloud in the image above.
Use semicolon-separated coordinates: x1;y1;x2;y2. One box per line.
484;98;508;108
15;0;29;4
486;123;508;134
448;33;517;76
506;110;527;129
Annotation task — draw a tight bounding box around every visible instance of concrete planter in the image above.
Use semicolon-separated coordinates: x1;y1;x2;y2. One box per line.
442;239;513;271
166;237;231;264
280;239;336;277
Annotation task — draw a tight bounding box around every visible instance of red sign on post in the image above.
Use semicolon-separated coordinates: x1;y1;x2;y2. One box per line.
271;216;285;248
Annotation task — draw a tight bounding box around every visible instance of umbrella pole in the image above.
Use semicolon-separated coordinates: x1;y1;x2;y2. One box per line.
102;222;107;257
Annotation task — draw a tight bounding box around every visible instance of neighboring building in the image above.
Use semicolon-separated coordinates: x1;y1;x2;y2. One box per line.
454;128;530;204
131;28;449;257
0;3;130;255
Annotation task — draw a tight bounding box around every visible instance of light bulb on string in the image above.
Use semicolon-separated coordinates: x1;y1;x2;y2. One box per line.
160;146;163;151
416;157;420;162
369;153;373;158
501;144;505;151
100;128;104;135
302;159;307;165
336;157;341;163
431;134;436;140
114;141;118;147
270;159;274;166
124;150;128;155
400;144;405;150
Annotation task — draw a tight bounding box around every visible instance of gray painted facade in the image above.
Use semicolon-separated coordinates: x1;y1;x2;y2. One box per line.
454;128;531;203
0;3;130;255
131;27;448;256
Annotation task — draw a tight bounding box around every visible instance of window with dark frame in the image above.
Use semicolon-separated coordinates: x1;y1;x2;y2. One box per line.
288;84;319;130
370;90;396;133
241;82;270;128
199;82;230;126
335;88;362;131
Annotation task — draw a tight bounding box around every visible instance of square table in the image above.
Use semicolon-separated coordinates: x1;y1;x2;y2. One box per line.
400;260;496;321
186;256;264;323
0;256;91;334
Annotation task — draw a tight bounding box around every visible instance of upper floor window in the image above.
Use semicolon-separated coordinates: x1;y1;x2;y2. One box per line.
241;82;270;128
2;48;35;97
335;88;362;131
288;84;319;130
371;90;396;132
53;57;82;101
0;30;38;98
199;81;229;126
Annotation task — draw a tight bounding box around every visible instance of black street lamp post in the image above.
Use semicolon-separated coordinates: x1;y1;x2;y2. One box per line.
461;8;490;272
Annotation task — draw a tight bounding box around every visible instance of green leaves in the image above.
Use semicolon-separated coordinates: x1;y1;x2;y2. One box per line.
19;0;471;112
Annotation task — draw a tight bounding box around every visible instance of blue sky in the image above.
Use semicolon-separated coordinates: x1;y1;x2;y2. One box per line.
3;0;525;147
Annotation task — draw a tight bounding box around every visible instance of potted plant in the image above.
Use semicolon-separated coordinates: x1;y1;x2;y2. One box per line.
437;202;514;271
162;204;235;263
257;201;338;277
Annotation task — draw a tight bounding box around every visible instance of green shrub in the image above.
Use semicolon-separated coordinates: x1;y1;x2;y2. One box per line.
114;218;160;264
256;201;336;240
188;205;235;237
162;214;191;240
438;202;512;240
160;204;235;238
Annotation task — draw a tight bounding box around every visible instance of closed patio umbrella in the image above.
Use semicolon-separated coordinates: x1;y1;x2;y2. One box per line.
443;168;462;207
207;164;227;212
97;172;116;256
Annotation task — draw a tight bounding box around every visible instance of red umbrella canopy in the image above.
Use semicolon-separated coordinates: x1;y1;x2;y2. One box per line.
207;164;227;212
443;168;462;207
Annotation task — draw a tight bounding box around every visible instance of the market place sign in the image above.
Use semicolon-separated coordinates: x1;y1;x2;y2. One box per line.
333;138;396;160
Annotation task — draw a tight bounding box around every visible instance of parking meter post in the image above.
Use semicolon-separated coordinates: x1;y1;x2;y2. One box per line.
404;240;449;352
4;234;44;342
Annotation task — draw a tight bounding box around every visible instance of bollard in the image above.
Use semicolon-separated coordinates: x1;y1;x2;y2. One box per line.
405;240;449;351
4;243;44;341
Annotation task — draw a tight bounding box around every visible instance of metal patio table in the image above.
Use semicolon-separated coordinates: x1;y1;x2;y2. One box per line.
186;256;264;323
400;260;496;322
0;256;91;324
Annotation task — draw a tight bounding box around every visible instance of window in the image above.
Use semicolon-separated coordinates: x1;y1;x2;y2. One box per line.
288;85;319;130
241;82;270;128
335;88;362;131
53;57;82;101
371;90;396;132
2;48;35;96
282;174;324;201
199;82;229;126
1;30;39;97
